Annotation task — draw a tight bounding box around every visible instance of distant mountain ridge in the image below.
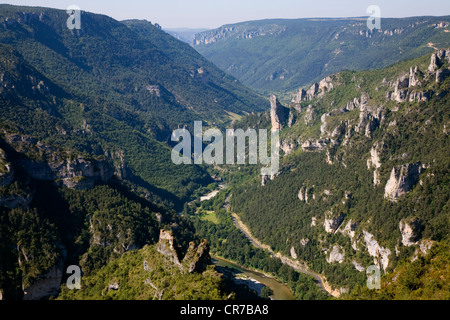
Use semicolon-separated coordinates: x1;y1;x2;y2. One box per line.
193;16;450;94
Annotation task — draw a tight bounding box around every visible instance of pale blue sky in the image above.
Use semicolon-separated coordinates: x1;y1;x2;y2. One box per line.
4;0;450;28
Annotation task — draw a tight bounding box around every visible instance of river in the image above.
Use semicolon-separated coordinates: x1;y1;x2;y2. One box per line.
195;183;296;300
211;255;296;300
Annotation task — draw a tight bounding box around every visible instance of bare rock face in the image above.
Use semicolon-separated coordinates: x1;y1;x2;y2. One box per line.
292;76;334;102
298;186;307;202
399;218;423;246
409;66;421;87
281;139;295;155
5;134;114;190
301;138;330;152
384;162;423;201
304;105;315;125
22;259;64;300
182;240;211;273
436;69;450;83
362;231;391;271
324;211;345;233
270;94;288;130
392;75;409;102
290;246;297;259
367;143;382;186
326;244;345;264
427;49;448;72
156;229;183;267
318;76;334;96
0;147;14;187
157;230;212;273
287;111;296;127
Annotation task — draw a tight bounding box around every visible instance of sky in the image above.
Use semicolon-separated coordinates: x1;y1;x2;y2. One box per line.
4;0;450;29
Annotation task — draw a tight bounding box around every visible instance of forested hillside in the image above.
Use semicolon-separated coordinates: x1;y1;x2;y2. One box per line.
229;49;450;296
0;4;267;300
194;17;450;93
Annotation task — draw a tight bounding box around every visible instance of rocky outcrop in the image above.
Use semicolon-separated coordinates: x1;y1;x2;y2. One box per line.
391;74;410;102
290;246;297;259
292;76;334;102
0;192;33;210
436;68;450;83
303;105;316;125
156;229;212;273
281;139;295;155
0;147;14;187
156;229;183;267
297;186;312;202
5;134;114;190
22;259;64;300
352;260;365;272
355;100;384;138
339;219;358;240
411;239;435;262
182;240;211;273
323;211;345;233
384;162;423;201
301;138;330;152
326;244;345;264
362;231;391;271
367;143;382;186
194;24;286;45
287;111;296;127
427;49;449;73
399;218;423;246
270;94;288;130
409;66;421;86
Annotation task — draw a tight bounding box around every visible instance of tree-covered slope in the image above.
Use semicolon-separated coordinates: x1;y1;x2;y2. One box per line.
228;49;450;297
194;17;450;94
0;4;268;203
0;4;270;300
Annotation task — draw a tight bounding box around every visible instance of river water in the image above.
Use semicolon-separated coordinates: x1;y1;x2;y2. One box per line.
195;183;296;300
211;255;295;300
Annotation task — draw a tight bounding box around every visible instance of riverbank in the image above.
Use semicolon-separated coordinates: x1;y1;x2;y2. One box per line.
230;211;340;298
211;255;296;300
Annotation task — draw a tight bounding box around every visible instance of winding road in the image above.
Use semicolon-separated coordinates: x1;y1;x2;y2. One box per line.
230;209;339;298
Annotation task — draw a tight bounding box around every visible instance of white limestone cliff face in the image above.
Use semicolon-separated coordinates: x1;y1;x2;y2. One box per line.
362;231;391;271
298;185;314;203
5;134;114;190
323;211;345;233
367;143;382;186
326;244;345;264
290;246;297;259
384;162;423;201
352;260;365;272
399;218;423;246
411;239;435;262
339;219;358;250
292;75;334;102
270;94;287;130
156;229;183;267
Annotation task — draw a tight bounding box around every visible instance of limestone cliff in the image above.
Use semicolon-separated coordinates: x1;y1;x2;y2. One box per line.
399;218;423;246
4;133;114;190
156;229;183;267
269;94;288;130
384;162;423;201
156;229;212;274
